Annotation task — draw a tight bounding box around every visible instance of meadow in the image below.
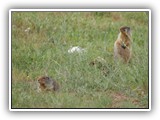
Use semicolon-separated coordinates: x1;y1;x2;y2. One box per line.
11;11;149;108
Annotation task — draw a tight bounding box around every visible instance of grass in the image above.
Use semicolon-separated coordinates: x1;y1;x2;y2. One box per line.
11;11;149;109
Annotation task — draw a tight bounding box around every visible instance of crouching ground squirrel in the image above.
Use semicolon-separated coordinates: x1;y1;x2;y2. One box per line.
114;26;132;63
37;76;59;92
89;57;109;76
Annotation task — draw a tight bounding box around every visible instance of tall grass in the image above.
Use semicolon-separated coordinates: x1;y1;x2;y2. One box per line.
11;11;149;108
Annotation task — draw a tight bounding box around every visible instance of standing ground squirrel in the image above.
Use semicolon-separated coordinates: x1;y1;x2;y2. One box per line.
114;26;132;63
37;76;59;92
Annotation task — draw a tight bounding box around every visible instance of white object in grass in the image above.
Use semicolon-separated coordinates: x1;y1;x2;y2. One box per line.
68;46;86;53
24;27;31;33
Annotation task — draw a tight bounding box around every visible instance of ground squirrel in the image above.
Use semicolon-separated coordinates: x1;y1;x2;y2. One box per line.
114;26;132;63
37;76;59;92
89;57;109;76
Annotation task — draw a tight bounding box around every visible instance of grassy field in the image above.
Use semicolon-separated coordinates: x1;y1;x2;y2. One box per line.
11;11;149;109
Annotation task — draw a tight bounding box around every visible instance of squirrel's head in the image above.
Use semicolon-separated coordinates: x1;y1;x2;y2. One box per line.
120;26;131;37
37;76;49;84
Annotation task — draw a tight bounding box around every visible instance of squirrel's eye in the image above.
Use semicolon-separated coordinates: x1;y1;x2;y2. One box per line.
125;29;128;32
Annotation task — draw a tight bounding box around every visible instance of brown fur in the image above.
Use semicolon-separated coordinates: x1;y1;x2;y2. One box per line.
114;26;132;63
37;76;59;92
